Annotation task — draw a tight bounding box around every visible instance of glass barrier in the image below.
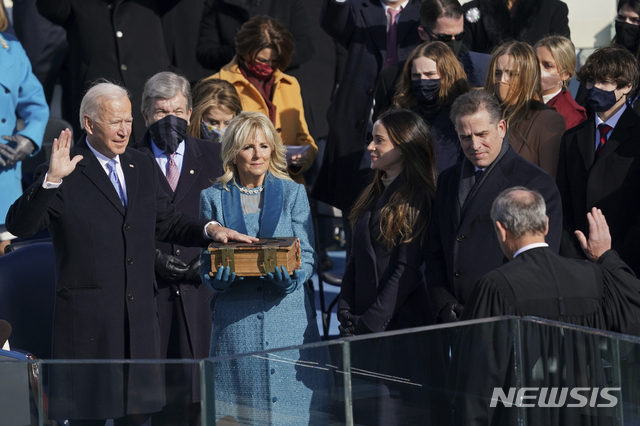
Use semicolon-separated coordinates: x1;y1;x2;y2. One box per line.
3;316;640;425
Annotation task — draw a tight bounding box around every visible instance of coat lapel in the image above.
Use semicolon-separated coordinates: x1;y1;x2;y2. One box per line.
361;0;388;57
597;107;635;163
173;137;203;206
577;119;596;170
258;174;283;238
459;158;510;231
120;150;138;216
396;0;420;47
221;183;248;235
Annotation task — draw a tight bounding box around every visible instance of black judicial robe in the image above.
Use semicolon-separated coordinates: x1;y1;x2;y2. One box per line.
448;248;640;426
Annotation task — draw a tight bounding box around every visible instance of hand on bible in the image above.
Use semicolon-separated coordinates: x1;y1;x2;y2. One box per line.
575;207;612;262
206;223;259;244
47;129;83;183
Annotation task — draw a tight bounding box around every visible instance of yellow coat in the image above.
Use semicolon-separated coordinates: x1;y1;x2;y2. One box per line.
211;58;317;184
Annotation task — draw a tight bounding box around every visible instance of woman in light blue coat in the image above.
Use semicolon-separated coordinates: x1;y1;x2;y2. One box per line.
0;8;48;250
199;111;332;425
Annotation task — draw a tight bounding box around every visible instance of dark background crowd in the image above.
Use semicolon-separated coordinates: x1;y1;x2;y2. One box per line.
3;0;640;425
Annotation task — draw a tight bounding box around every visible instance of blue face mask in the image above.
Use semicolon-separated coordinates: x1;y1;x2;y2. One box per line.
200;121;224;143
586;85;621;112
411;78;441;106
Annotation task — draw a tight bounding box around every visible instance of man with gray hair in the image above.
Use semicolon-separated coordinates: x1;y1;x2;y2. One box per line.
426;89;562;323
463;186;640;329
5;81;252;425
133;71;223;426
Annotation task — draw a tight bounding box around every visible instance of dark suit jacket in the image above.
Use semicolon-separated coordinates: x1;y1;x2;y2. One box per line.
5;137;210;419
36;0;180;140
556;106;640;275
338;176;432;332
462;0;570;54
133;132;222;361
311;0;422;210
427;143;562;316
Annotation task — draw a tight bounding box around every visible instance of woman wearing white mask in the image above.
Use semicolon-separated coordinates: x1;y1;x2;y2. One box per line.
535;36;587;129
485;40;566;178
187;78;242;143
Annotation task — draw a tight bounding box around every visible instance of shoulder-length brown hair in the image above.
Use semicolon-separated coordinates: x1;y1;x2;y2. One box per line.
188;79;243;138
350;108;437;247
0;6;7;32
485;40;543;132
235;15;294;71
393;41;470;109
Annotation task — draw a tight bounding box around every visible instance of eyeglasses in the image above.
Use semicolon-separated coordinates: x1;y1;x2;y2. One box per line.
422;27;465;42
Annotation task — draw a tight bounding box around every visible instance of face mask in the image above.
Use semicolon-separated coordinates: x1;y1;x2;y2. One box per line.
246;60;275;81
495;82;510;103
586;86;621;112
615;20;640;52
411;79;441;106
201;120;224;143
443;39;463;57
148;114;188;154
540;69;562;93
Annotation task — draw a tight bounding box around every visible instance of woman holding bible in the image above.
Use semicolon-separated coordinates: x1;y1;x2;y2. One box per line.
198;111;331;424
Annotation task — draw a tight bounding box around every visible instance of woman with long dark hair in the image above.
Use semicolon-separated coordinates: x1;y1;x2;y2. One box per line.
485;40;566;178
393;41;469;173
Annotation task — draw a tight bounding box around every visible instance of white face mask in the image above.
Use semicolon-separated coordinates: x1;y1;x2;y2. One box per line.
540;69;562;93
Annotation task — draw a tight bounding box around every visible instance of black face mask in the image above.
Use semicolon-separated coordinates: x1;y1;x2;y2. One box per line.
586;86;621;112
411;78;441;106
615;20;640;52
443;39;463;57
148;115;188;154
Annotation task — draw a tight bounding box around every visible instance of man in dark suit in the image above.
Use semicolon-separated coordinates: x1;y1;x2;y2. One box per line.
426;89;562;322
557;46;640;276
312;0;422;212
451;188;640;426
133;72;223;426
5;82;252;426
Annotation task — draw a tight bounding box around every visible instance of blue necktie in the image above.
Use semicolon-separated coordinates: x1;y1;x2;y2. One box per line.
107;159;127;208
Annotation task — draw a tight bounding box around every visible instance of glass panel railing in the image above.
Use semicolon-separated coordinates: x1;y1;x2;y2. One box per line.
3;317;640;425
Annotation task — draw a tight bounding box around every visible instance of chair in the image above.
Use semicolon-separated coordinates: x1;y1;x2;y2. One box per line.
310;199;343;339
0;242;56;359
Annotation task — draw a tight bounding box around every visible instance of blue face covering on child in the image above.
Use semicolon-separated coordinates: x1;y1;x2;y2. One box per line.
585;86;621;112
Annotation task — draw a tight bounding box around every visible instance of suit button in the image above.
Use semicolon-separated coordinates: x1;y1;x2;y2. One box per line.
127;258;133;265
176;290;180;296
1;118;5;123
175;249;181;256
116;31;123;38
4;88;8;93
366;88;373;94
124;223;130;230
272;397;277;403
265;341;269;347
128;293;134;301
271;368;275;375
120;64;127;71
257;313;264;320
456;235;465;242
454;270;462;278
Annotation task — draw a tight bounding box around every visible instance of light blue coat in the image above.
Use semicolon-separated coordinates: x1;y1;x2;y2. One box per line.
199;174;333;425
0;32;48;224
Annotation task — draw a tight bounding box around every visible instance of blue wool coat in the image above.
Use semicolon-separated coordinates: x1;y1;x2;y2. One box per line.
199;175;333;425
0;32;48;224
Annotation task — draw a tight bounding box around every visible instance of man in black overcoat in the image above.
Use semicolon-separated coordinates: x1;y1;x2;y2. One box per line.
5;82;251;426
133;72;223;426
557;46;640;276
426;89;562;322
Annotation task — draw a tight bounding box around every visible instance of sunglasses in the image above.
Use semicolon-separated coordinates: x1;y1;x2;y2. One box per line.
423;27;465;42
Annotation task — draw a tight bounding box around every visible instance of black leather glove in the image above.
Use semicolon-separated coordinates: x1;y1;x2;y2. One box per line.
338;312;371;337
440;301;464;323
154;249;189;282
184;255;202;284
337;309;357;327
0;135;36;167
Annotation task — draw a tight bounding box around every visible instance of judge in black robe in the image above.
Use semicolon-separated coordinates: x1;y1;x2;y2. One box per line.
448;188;640;426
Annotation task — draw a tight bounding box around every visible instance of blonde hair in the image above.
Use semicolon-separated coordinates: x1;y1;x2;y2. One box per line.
0;7;7;32
485;41;543;132
188;79;242;138
393;41;470;108
534;36;577;90
217;111;291;190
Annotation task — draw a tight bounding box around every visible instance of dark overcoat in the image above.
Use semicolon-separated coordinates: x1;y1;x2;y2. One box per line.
556;106;640;276
5;137;209;420
311;0;422;210
427;143;562;316
133;132;222;400
35;0;180;140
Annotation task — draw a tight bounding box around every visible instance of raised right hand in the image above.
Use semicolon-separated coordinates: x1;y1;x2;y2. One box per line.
46;128;83;183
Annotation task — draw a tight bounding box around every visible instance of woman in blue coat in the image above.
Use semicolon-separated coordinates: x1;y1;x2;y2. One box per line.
0;7;48;253
199;111;332;425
